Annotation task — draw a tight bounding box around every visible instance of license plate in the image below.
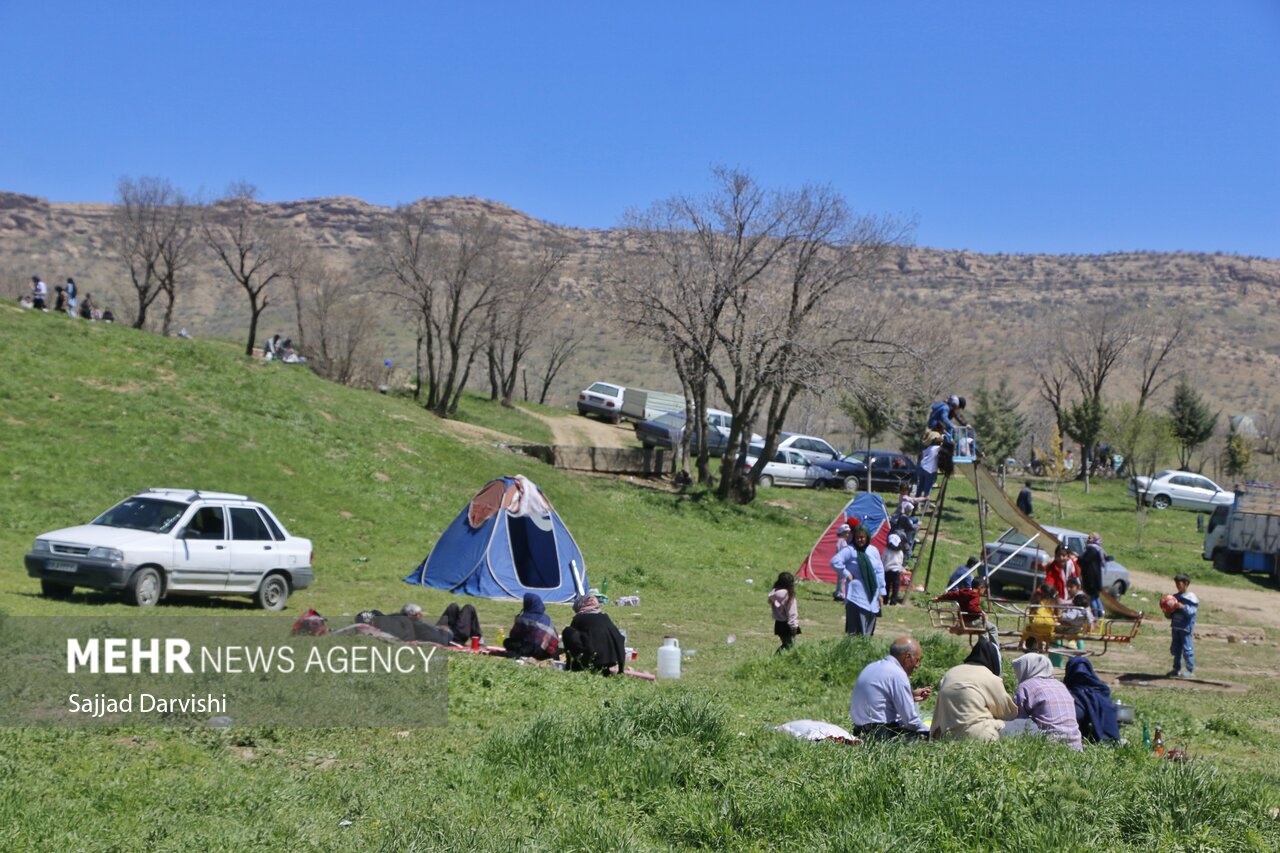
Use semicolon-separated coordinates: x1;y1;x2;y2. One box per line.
47;560;79;572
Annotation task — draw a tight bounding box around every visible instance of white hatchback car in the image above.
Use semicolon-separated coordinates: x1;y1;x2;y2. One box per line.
773;433;841;464
25;489;314;610
1128;470;1234;512
576;381;626;423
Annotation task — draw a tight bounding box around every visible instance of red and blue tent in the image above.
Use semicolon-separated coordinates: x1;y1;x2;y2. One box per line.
796;492;890;583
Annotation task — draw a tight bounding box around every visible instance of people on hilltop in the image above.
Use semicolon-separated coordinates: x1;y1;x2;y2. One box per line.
64;277;78;314
79;293;95;319
53;285;68;313
849;636;932;740
1079;533;1107;618
31;276;48;311
834;524;885;636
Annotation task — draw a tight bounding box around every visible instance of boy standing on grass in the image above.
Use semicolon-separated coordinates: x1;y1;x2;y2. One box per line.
1168;573;1199;678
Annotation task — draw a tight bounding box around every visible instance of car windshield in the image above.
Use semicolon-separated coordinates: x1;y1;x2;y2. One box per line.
996;529;1032;547
92;497;189;533
748;444;766;457
587;383;620;396
651;412;686;427
842;450;868;463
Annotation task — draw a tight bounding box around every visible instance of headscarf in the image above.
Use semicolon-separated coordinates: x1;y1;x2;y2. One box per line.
574;594;602;615
512;592;559;656
853;540;877;606
964;636;1002;677
1064;657;1120;742
518;593;554;631
1013;653;1054;683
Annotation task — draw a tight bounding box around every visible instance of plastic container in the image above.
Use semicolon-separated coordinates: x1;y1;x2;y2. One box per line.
657;637;682;680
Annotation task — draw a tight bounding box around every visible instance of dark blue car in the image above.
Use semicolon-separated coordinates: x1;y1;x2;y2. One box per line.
813;449;920;493
634;410;737;457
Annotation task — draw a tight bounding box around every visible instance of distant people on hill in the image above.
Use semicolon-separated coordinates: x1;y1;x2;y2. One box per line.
18;294;33;309
79;293;95;319
31;276;48;310
64;277;78;314
101;308;115;323
264;333;281;360
53;285;67;313
1016;480;1034;517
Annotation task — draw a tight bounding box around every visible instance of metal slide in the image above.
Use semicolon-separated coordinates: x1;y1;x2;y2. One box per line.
955;461;1060;545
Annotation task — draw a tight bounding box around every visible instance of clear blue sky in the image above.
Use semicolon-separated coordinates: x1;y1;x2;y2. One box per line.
2;1;1278;256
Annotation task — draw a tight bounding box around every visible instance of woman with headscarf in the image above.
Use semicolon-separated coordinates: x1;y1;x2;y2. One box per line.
561;595;626;675
931;636;1018;741
1008;653;1083;750
503;593;560;660
835;525;885;636
1064;656;1120;743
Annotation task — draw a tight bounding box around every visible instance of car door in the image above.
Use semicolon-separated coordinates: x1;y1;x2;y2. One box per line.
171;506;232;591
869;454;895;490
1188;476;1223;510
225;506;279;592
1167;475;1196;508
774;450;807;485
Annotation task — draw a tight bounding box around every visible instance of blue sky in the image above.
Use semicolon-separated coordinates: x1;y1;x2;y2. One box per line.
2;1;1278;256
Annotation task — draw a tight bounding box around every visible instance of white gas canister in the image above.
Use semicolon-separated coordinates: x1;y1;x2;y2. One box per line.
656;636;682;680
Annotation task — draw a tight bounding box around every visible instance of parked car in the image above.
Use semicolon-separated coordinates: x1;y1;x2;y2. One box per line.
982;525;1130;597
744;447;826;488
633;408;758;457
813;449;920;493
577;381;626;423
25;489;314;610
772;432;841;465
1128;470;1234;512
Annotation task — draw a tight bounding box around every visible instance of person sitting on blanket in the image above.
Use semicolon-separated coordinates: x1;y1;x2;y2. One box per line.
1021;584;1059;651
401;604;457;645
436;602;483;645
933;573;988;628
503;593;560;660
562;595;626;675
931;636;1017;742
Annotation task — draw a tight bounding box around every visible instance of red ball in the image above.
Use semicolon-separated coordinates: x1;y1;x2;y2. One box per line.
1160;594;1179;616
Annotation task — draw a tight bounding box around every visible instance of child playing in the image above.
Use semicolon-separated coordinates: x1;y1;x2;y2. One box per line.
768;572;800;652
1022;583;1059;652
882;533;906;606
933;573;988;629
1059;592;1093;634
1168;573;1199;678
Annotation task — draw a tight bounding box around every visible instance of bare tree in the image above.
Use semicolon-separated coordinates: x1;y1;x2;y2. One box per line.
1135;312;1188;410
293;254;380;386
530;318;584;405
377;203;505;416
202;183;295;357
614;167;915;502
113;177;197;334
484;240;570;407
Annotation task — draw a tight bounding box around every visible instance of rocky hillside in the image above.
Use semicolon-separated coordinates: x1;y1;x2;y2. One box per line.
3;190;1278;433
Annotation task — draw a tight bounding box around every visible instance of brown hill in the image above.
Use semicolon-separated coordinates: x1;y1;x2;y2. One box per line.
3;190;1278;454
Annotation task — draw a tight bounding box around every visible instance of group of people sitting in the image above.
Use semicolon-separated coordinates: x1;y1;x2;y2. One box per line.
21;275;113;321
850;634;1121;748
348;593;630;675
263;333;305;363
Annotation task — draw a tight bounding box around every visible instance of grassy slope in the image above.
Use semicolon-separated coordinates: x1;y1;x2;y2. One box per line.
1;306;1278;851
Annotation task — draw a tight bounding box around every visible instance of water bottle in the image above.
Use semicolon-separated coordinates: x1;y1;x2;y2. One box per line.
657;637;682;680
496;627;505;647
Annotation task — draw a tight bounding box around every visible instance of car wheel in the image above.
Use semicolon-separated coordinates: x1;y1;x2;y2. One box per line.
1108;580;1127;597
758;474;774;489
127;567;162;607
842;477;859;493
40;579;74;599
255;573;290;611
1151;494;1172;509
814;477;828;490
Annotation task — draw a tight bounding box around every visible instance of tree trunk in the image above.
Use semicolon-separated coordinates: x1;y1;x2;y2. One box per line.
245;300;263;357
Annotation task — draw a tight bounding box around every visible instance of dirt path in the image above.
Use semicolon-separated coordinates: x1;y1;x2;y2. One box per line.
1128;567;1280;631
515;406;635;448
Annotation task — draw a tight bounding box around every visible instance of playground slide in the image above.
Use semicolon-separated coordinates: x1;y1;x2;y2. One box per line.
956;462;1061;547
1100;590;1142;618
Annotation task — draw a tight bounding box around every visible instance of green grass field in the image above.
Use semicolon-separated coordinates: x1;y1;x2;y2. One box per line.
2;306;1278;851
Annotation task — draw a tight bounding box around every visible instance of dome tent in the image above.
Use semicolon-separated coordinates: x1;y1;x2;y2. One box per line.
795;492;889;584
404;476;587;603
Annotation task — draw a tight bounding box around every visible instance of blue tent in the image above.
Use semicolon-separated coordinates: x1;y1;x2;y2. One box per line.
404;476;587;603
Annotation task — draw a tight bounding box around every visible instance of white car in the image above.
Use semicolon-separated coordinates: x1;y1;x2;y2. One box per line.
744;447;826;488
773;432;841;465
576;381;626;423
25;489;314;610
1128;470;1234;512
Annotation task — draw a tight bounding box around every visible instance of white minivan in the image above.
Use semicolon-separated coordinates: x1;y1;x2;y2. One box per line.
25;489;314;610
